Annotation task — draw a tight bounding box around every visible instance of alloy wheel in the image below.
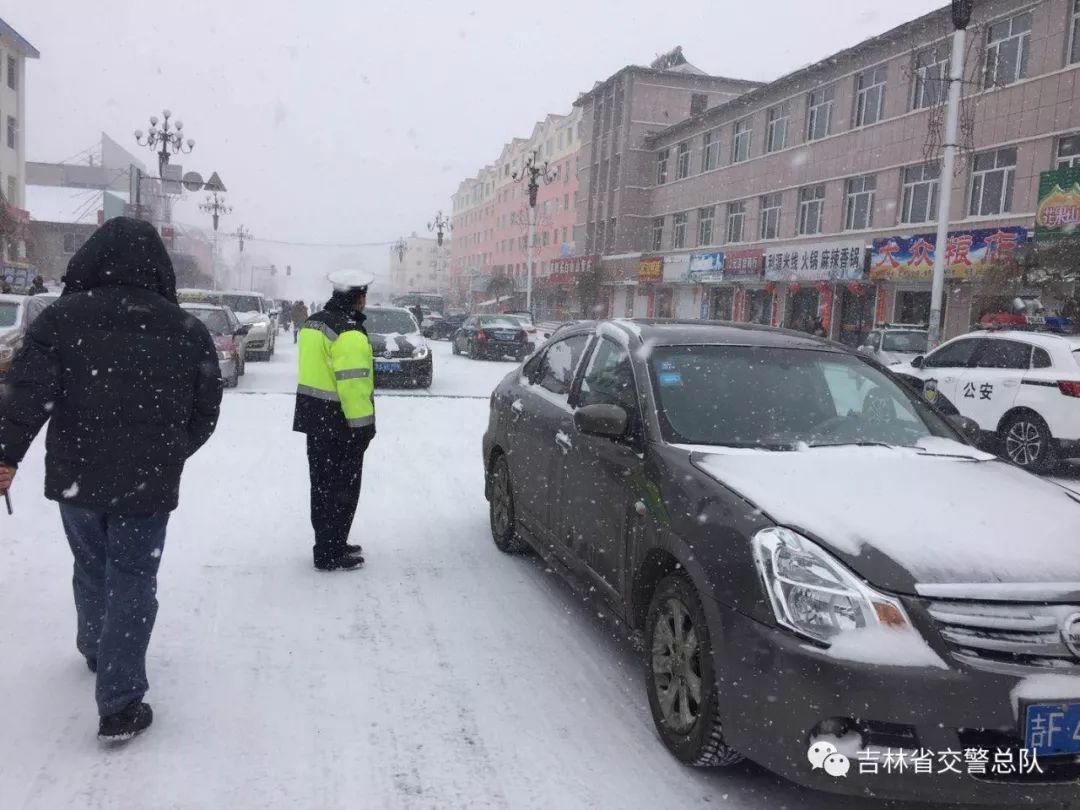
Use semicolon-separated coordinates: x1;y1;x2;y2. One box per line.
491;462;512;538
1005;420;1043;467
651;597;703;734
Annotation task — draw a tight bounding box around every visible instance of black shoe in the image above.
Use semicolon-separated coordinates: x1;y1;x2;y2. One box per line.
314;551;364;572
98;701;153;742
345;544;363;556
86;657;97;674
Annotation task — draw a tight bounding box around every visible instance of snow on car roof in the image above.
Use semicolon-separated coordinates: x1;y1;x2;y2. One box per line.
977;329;1080;349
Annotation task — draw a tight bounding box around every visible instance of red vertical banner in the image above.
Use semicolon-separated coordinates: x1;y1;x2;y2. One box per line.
733;289;744;322
646;289;655;318
819;286;834;333
875;286;887;325
770;293;779;326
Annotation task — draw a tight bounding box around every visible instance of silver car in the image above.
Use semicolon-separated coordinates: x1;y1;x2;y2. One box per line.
858;324;929;366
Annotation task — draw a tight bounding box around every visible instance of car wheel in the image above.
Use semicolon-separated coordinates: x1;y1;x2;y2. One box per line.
645;574;743;768
415;372;432;389
468;341;480;360
489;454;526;553
452;339;460;355
1001;411;1058;474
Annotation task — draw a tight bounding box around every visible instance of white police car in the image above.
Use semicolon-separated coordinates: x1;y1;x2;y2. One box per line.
893;330;1080;472
857;323;928;366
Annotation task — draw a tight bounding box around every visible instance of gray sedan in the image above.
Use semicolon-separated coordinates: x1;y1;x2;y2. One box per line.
482;318;1080;805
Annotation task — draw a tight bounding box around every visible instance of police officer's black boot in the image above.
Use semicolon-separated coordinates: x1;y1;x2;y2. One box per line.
314;550;364;572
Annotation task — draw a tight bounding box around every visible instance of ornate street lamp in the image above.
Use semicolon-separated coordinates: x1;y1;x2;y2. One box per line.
427;211;452;247
134;109;195;179
199;192;231;232
512;150;558;312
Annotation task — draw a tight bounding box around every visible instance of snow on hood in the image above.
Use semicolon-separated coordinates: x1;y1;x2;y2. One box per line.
235;311;269;326
691;439;1080;591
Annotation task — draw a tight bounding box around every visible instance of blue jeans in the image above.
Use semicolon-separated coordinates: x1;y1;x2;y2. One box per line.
58;505;169;717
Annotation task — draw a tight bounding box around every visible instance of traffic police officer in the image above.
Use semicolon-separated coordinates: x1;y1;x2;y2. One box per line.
293;269;376;571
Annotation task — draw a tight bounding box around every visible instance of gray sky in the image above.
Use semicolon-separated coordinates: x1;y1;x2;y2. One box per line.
9;0;944;299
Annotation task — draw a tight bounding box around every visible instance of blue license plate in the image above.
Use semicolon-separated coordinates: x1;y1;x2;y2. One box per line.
1024;701;1080;757
375;361;400;373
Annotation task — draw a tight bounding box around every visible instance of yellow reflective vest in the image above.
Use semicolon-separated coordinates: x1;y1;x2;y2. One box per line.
293;311;375;433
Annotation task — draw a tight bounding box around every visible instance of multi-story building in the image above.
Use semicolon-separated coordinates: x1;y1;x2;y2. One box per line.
584;0;1080;342
0;17;38;270
389;232;451;299
450;109;582;316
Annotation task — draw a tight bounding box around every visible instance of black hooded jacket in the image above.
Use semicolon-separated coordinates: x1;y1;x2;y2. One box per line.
0;217;222;514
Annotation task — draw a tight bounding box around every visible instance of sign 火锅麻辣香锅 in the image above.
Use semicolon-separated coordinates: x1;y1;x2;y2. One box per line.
1035;168;1080;243
764;241;865;282
870;227;1027;280
637;257;664;285
687;251;724;282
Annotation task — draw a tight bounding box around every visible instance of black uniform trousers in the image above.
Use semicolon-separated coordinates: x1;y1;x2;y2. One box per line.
306;429;370;565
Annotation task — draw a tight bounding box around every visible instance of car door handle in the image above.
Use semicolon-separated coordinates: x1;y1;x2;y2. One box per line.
554;430;573;453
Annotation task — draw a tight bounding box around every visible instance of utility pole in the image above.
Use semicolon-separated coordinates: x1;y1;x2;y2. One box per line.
513;150;558;314
928;0;973;349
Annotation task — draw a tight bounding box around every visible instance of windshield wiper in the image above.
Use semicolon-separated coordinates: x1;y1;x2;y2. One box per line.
807;441;902;449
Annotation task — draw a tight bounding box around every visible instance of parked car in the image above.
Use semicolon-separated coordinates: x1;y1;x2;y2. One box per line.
181;303;249;387
430;312;467;340
178;289;276;360
893;329;1080;472
482;319;1080;806
452;314;531;361
857;324;928;366
364;305;433;388
0;293;31;395
502;313;542;349
419;307;444;338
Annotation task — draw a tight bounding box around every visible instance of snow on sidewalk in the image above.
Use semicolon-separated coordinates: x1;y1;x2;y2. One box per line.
0;341;930;810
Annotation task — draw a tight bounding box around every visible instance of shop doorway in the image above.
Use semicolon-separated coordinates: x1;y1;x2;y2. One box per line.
655;287;675;318
708;287;734;320
788;288;820;332
745;289;772;325
838;285;876;347
895;290;934;324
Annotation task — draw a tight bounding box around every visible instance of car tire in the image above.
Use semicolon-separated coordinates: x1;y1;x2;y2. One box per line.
488;454;526;554
452;339;460;355
645;573;743;768
1000;411;1058;474
468;342;481;361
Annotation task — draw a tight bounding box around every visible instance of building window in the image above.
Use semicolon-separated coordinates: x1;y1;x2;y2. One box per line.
675;141;691;180
732;118;752;163
969;147;1016;216
807;85;835;141
690;93;708;116
844;175;876;230
726;201;746;243
760;193;782;240
673;212;688;249
984;12;1031;88
606;218;617;253
6;56;14;91
798;185;826;235
912;43;949;109
656;148;669;185
652;216;665;251
854;65;887;127
765;103;789;153
63;232;77;253
1072;0;1080;64
1057;134;1080;168
698;206;715;246
901;164;940;223
701;130;719;171
6;116;15;149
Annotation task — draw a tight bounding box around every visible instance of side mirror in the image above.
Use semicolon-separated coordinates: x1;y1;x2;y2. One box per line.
911;355;924;369
236;324;252;336
946;414;981;444
574;403;628;439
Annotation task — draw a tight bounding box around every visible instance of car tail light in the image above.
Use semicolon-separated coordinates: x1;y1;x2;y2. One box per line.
476;330;487;341
1059;380;1080;398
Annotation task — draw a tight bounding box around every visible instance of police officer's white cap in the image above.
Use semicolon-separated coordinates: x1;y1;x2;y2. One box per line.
327;269;375;293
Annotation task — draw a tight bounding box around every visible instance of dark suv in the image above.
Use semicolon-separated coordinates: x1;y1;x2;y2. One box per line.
481;319;1080;805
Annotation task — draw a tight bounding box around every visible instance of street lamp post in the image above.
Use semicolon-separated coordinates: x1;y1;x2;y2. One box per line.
199;193;232;290
428;211;453;300
928;0;974;349
512;150;558;314
134;109;195;181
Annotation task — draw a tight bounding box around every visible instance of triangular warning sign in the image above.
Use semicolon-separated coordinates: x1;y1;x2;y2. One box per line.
203;171;227;192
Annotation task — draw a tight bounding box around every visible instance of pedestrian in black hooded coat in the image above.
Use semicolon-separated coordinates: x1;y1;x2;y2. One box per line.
0;216;222;742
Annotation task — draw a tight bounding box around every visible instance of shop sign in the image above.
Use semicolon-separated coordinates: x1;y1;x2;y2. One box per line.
1035;168;1080;243
551;254;598;276
724;248;765;279
870;227;1026;280
687;251;724;283
764;241;865;281
638;256;664;285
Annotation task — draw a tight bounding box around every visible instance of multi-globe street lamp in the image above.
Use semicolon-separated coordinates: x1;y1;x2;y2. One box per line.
134;109;195;180
512;150;558;313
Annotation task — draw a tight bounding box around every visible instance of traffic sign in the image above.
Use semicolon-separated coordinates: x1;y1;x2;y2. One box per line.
181;171;204;192
204;171;227;192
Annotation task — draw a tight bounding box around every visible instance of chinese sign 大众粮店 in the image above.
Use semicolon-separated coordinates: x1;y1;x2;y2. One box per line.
869;227;1027;281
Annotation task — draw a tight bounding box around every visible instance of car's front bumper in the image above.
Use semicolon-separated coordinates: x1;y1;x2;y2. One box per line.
245;330;270;352
707;600;1080;805
373;355;432;387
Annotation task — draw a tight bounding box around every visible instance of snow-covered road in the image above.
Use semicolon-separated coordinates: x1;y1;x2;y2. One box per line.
0;338;969;808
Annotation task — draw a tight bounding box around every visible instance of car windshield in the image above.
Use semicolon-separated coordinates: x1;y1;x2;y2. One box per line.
882;331;928;352
0;302;18;328
365;309;418;334
222;295;262;314
649;345;953;448
479;317;520;328
186;308;231;335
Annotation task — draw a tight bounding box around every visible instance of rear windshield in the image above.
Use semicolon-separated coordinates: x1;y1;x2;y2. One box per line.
222;295;263;314
479;317;521;329
187;308;231;335
882;331;928;352
0;301;18;328
366;309;418;335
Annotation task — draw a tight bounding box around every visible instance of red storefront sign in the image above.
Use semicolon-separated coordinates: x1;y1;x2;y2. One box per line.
638;257;664;285
724;248;765;278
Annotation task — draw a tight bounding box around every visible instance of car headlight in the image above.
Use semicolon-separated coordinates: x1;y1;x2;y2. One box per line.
412;345;429;359
752;527;912;644
0;344;13;364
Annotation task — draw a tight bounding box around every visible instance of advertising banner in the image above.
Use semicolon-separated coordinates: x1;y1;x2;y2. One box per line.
724;248;765;279
687;251;724;283
870;227;1026;280
764;241;865;281
1035;167;1080;243
637;256;664;285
